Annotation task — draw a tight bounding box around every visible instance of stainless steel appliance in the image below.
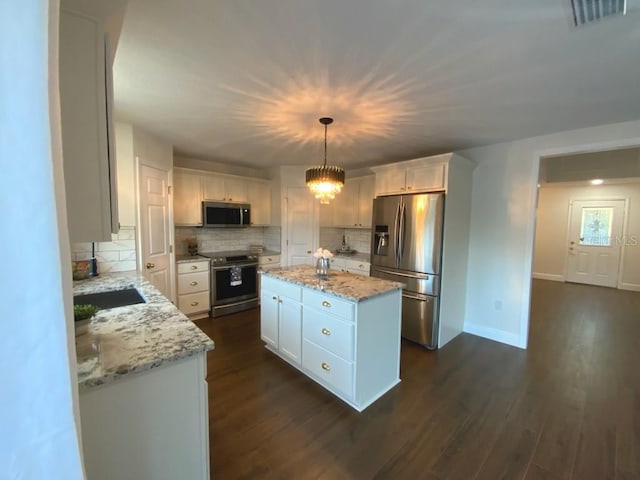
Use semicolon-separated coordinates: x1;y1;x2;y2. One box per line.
199;251;259;317
202;201;251;227
370;193;444;349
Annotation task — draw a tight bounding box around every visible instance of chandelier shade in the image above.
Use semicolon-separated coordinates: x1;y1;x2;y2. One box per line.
306;117;345;204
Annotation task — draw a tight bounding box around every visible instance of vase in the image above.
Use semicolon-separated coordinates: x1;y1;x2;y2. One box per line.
316;257;330;279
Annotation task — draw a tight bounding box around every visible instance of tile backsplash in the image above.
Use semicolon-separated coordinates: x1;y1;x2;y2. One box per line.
71;226;137;273
320;227;371;255
175;226;281;255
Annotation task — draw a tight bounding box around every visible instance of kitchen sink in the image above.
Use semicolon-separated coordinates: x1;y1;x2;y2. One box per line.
73;288;146;310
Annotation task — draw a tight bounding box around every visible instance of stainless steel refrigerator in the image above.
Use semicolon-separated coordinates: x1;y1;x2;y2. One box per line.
370;193;444;349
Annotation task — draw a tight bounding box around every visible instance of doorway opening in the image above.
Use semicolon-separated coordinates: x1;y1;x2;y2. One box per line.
532;147;640;292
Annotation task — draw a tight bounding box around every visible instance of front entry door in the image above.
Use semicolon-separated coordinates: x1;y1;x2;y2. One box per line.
566;199;625;288
139;164;172;298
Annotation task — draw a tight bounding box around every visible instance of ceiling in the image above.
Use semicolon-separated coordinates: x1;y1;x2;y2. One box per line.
113;0;640;170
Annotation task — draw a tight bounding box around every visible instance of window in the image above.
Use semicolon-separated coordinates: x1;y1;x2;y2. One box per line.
580;207;613;246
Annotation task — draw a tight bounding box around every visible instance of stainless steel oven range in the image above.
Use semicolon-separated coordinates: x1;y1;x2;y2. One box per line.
199;251;259;317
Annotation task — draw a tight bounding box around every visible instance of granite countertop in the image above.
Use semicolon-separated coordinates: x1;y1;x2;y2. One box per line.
175;254;209;263
73;272;214;392
333;252;370;264
262;265;403;302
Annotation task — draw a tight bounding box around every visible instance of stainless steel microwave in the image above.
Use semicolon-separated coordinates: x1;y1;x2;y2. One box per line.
202;201;251;227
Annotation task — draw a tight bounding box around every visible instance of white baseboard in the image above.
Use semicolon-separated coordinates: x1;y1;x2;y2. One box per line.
532;272;565;282
619;282;640;292
463;323;525;349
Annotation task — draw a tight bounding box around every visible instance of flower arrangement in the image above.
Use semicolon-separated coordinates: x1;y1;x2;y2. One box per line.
312;248;333;259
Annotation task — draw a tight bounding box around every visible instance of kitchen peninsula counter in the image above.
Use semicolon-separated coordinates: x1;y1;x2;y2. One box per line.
73;271;214;392
262;264;403;302
74;271;213;479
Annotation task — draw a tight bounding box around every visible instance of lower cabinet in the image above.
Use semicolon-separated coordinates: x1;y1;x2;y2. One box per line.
177;260;210;319
79;353;210;480
260;277;302;365
260;274;401;411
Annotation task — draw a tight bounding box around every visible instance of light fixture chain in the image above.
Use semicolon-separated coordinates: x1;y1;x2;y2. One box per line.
324;123;328;167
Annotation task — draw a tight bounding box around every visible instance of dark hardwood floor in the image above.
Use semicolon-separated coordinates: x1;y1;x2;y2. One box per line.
194;280;640;479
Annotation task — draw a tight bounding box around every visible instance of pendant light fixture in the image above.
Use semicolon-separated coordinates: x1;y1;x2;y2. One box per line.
306;117;345;204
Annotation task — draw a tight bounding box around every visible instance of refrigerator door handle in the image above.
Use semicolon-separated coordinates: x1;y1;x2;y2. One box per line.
372;267;430;280
394;201;402;266
402;292;430;301
399;202;407;263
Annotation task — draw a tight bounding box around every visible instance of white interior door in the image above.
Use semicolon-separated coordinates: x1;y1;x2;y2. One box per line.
139;164;172;298
566;199;625;287
286;187;316;266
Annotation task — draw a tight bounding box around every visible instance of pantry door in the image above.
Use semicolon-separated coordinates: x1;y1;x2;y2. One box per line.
566;199;625;288
285;187;316;266
139;163;172;298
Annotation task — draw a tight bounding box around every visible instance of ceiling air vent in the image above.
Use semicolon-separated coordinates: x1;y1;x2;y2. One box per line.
571;0;627;26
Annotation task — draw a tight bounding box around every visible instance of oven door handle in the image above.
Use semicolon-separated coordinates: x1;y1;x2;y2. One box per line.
211;263;258;271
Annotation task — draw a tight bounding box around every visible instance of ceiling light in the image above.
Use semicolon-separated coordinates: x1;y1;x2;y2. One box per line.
306;117;345;204
590;179;604;185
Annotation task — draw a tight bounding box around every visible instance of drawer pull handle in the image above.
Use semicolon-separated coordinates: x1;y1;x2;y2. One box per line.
322;300;331;308
321;328;331;336
191;265;198;270
190;301;199;306
321;362;331;371
190;281;198;286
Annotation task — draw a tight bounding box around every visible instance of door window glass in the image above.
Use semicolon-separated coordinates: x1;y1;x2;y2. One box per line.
580;207;613;246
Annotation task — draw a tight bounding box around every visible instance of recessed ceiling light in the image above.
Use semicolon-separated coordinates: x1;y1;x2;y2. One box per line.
590;179;604;185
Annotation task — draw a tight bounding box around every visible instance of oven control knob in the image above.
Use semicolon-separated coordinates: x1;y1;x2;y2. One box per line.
212;258;218;264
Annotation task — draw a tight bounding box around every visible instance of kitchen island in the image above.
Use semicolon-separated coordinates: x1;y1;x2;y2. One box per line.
260;265;404;412
74;272;213;480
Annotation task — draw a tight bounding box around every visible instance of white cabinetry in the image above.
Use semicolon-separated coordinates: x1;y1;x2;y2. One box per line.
203;174;248;203
332;175;375;228
247;179;272;225
329;257;370;276
173;169;203;226
79;354;210;480
173;168;273;226
374;157;448;197
60;10;118;242
260;276;302;365
177;260;210;319
260;275;401;411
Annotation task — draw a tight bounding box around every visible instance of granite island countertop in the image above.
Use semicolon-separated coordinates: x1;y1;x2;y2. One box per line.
73;272;214;392
262;265;403;302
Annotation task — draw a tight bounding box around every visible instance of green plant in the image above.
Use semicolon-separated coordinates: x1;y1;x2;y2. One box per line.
73;304;99;322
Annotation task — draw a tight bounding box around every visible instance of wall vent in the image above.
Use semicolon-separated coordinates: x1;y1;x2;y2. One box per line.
571;0;627;26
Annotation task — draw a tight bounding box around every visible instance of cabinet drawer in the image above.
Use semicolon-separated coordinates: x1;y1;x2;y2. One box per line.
346;259;370;275
262;276;302;302
177;271;209;294
259;254;281;266
178;291;210;315
303;289;354;321
303;307;354;361
302;339;353;398
178;260;209;274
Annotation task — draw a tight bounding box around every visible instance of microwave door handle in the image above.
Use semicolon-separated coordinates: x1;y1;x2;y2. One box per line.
239;207;243;225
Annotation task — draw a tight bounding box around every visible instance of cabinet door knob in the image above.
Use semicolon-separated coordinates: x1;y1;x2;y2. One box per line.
146;262;155;269
307;250;312;254
190;281;198;286
190;301;199;306
321;300;331;308
191;265;198;270
321;328;331;336
321;362;331;371
272;296;277;301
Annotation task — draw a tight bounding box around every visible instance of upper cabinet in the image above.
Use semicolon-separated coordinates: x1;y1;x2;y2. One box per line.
373;156;448;197
173;167;271;226
203;174;248;203
332;175;375;228
60;10;118;242
173;169;203;226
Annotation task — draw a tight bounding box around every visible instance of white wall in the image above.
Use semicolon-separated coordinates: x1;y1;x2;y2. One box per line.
0;0;84;477
461;119;640;349
533;182;640;289
114;122;135;226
